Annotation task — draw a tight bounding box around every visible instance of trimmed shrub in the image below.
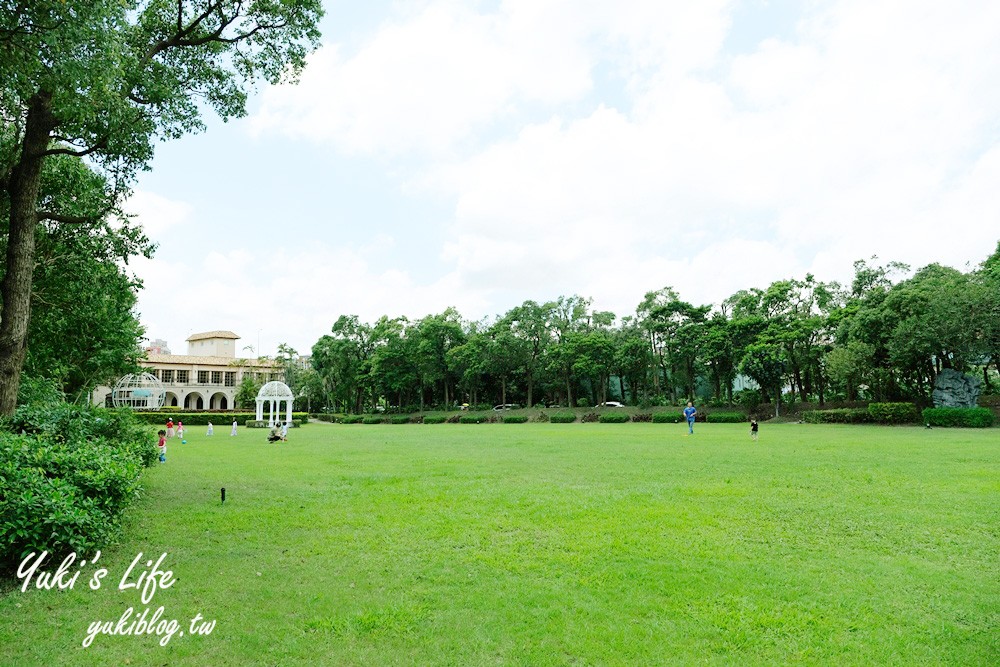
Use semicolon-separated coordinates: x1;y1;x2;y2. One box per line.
423;415;447;424
550;412;577;423
598;412;630;423
652;412;683;423
631;413;652;423
133;411;310;426
801;409;873;424
868;402;921;424
705;412;746;423
245;420;302;428
340;415;364;424
922;407;994;428
502;415;528;424
460;414;486;424
1;404;155;567
362;416;385;424
389;415;413;424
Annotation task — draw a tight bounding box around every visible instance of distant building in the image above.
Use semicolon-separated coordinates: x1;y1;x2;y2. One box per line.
144;338;171;355
93;330;284;410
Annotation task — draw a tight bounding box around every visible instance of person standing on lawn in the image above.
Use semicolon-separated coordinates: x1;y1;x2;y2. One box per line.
684;401;697;434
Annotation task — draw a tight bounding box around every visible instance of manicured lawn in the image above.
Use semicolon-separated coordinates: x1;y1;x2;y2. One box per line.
1;422;997;665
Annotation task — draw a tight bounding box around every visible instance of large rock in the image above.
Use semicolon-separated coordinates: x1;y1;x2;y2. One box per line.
932;369;981;408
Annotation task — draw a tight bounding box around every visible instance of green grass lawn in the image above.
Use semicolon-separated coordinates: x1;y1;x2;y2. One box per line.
1;422;998;665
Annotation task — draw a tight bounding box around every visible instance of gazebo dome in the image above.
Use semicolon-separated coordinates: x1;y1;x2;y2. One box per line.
111;373;166;410
257;381;294;399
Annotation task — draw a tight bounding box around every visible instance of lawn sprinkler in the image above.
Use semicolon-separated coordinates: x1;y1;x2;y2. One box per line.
221;487;226;504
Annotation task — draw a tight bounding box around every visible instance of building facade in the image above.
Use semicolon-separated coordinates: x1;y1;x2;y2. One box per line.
93;331;285;410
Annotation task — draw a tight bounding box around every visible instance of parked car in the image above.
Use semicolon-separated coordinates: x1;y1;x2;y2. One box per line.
493;403;520;411
595;401;625;408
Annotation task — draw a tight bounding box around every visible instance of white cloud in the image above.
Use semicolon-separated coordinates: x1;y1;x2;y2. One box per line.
140;0;1000;344
123;190;193;240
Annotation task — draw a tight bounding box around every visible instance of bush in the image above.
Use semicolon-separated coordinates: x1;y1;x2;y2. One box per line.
460;414;486;424
132;411;311;426
338;415;363;424
631;413;652;422
549;412;577;423
502;415;528;424
362;416;385;425
652;412;683;423
922;407;994;428
868;402;921;424
801;409;873;424
389;415;413;424
423;415;447;424
705;412;746;423
0;404;155;568
598;412;630;423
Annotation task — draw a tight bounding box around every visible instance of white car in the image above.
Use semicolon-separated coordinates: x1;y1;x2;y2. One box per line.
595;401;625;408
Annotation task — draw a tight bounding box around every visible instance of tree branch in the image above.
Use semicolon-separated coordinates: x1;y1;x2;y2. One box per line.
35;212;104;225
41;137;108;159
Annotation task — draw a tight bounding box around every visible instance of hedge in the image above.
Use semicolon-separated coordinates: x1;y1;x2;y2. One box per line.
868;402;920;424
389;415;413;424
133;411;310;426
549;412;577;423
502;415;528;424
598;412;630;423
652;412;684;423
362;416;385;424
705;412;746;423
1;404;155;568
423;415;447;424
922;407;994;428
340;415;364;424
244;420;302;428
460;414;487;424
801;408;874;424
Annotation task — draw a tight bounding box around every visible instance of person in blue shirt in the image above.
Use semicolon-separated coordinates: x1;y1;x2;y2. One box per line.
683;401;697;434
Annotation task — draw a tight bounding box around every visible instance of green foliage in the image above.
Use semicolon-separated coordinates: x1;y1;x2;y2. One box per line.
801;409;874;424
132;412;309;426
502;415;528;424
389;415;413;424
0;403;154;566
598;412;630;423
340;415;364;424
867;402;921;424
652;412;684;423
234;376;262;410
549;412;577;423
423;415;448;424
922;407;994;428
705;412;747;423
362;416;386;425
459;415;487;424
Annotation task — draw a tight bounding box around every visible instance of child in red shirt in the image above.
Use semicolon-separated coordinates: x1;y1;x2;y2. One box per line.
158;429;167;463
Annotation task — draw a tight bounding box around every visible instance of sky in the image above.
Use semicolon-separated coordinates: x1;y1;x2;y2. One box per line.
127;0;1000;358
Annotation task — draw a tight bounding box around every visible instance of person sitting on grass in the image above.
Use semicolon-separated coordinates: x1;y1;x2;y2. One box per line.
267;424;282;443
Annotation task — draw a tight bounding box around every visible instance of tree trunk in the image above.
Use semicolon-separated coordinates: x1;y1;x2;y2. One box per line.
0;91;54;415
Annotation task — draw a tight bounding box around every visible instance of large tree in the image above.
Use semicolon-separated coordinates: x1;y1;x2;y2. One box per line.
0;0;323;413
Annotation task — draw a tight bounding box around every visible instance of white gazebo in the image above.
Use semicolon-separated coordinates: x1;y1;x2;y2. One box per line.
256;381;294;426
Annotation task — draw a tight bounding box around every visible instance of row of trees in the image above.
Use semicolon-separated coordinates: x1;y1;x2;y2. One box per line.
302;245;1000;415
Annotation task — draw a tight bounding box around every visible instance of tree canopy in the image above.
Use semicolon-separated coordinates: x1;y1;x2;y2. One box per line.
0;0;323;413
